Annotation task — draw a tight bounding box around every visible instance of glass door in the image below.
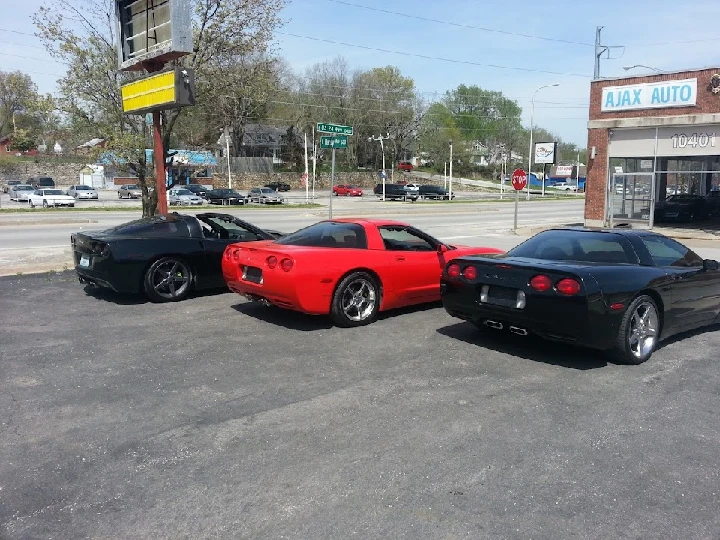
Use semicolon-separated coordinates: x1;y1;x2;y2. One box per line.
609;172;655;227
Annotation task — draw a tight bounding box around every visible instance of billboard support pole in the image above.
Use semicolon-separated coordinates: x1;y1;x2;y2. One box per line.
153;110;168;214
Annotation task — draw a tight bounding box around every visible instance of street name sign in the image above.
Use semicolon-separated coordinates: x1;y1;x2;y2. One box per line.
320;135;348;149
317;123;353;136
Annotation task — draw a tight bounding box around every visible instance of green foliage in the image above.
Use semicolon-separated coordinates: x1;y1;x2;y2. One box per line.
8;129;36;152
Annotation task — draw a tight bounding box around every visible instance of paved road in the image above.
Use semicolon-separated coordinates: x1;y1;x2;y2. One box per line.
0;197;586;274
1;272;719;539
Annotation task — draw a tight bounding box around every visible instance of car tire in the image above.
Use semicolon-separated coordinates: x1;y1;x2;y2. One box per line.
69;204;75;208
613;295;660;365
42;200;48;208
118;192;123;199
143;257;193;303
330;271;381;328
29;200;35;208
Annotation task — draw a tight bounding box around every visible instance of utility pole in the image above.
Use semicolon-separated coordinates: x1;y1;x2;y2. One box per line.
224;126;231;189
594;26;625;80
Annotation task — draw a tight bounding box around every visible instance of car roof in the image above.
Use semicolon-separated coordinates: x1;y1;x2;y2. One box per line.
546;226;662;238
327;218;410;227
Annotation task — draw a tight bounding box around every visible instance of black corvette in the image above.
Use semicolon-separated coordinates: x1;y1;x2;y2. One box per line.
441;228;720;364
71;213;283;302
205;189;247;205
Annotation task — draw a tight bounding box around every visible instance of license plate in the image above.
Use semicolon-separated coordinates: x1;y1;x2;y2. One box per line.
79;255;90;268
480;285;524;309
243;266;263;284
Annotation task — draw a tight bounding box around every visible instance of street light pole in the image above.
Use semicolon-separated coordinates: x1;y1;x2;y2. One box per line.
369;133;390;200
527;83;560;201
449;140;453;201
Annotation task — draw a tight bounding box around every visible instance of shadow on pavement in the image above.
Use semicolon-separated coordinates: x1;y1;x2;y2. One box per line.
232;300;443;332
436;320;611;370
81;285;231;306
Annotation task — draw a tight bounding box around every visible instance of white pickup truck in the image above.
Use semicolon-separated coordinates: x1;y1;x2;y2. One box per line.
28;189;76;208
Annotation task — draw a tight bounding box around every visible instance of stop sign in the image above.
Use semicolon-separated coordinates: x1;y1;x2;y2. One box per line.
511;168;527;191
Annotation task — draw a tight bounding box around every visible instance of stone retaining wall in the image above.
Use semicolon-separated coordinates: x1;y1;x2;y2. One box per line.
0;160;87;187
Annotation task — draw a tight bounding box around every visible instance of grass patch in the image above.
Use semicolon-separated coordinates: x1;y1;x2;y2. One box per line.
0;202;324;214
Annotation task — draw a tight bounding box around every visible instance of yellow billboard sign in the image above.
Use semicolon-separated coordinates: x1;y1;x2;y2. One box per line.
120;68;194;115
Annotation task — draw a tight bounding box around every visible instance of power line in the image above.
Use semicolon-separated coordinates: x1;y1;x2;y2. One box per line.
0;39;46;50
0;28;36;37
2;52;68;65
323;0;594;47
277;31;592;78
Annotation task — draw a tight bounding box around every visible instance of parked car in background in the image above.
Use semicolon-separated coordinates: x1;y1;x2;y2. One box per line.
205;188;247;205
405;183;421;192
397;161;414;171
28;189;75;208
29;176;56;189
332;185;363;196
66;185;99;199
222;219;503;327
118;184;142;199
168;188;205;206
654;194;710;223
419;185;454;200
373;183;419;201
183;184;209;197
72;213;281;303
3;180;21;193
264;181;291;192
248;187;284;204
441;227;720;364
9;184;35;201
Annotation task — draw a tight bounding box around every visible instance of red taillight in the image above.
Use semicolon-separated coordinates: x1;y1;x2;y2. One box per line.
232;248;240;262
266;256;278;269
280;258;293;272
447;263;461;278
463;266;477;280
529;275;552;292
556;278;581;296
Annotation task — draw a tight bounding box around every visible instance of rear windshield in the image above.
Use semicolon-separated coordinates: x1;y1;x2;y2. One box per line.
17;185;33;190
38;178;55;185
103;215;189;237
508;230;637;264
174;189;192;196
276;221;368;249
76;185;92;190
43;189;64;195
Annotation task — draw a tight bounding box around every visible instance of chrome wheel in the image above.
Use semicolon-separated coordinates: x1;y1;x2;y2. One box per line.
628;301;659;361
148;259;191;301
339;277;377;322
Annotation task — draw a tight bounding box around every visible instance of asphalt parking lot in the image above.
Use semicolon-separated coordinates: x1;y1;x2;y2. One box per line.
2;272;719;539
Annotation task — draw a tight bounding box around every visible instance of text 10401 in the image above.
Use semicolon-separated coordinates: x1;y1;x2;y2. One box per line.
671;133;716;149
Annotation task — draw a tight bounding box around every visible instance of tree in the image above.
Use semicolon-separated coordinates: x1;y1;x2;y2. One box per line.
34;0;287;217
0;70;45;138
8;129;36;152
418;103;467;168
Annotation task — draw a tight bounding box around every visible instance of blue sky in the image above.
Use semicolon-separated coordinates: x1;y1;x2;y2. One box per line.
3;0;720;146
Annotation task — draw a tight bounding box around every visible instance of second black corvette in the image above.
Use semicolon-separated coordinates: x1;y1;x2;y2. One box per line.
441;228;720;364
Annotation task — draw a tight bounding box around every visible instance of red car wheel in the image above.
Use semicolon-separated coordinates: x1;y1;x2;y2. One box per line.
330;271;380;327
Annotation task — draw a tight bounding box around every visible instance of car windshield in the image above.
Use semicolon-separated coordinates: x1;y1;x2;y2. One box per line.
125;185;139;190
103;215;188;236
175;189;192;196
276;221;368;249
43;189;64;195
76;186;92;190
17;185;33;190
508;230;636;264
261;188;274;194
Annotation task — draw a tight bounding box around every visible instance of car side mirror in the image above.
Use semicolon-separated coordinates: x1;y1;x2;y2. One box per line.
703;259;719;271
437;244;449;254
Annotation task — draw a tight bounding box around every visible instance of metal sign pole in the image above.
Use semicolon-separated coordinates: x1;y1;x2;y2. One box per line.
514;188;519;232
329;145;335;219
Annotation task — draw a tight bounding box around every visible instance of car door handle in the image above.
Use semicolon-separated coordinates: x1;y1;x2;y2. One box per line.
395;256;406;262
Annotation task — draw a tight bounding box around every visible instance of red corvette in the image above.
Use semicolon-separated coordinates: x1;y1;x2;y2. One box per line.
332;184;363;196
222;218;503;327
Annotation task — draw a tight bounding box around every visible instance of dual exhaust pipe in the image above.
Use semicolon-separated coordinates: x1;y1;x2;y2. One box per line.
244;293;272;307
483;320;528;336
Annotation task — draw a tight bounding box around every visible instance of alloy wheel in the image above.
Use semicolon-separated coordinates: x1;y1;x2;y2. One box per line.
340;277;377;322
628;301;659;361
149;259;191;300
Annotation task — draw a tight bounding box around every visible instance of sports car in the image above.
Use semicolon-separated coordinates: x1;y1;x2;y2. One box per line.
72;213;284;302
222;218;503;327
440;227;720;364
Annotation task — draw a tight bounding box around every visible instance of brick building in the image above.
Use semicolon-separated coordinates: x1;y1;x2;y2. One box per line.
585;67;720;227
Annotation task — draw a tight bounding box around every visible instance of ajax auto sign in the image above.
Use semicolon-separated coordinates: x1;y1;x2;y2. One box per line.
601;78;697;112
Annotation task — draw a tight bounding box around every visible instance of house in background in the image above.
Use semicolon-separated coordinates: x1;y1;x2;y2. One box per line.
76;138;106;155
0;135;38;156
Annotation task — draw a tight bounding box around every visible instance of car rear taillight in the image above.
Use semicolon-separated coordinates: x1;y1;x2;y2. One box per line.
529;275;552;292
463;266;478;280
556;278;581;296
266;256;278;269
280;258;293;272
232;248;240;262
446;263;461;278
